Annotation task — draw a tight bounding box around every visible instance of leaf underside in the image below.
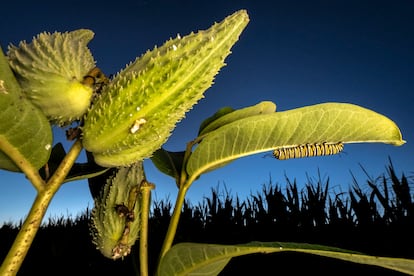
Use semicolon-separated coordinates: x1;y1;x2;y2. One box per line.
0;46;52;172
157;242;414;276
150;148;185;182
198;101;276;136
186;102;405;179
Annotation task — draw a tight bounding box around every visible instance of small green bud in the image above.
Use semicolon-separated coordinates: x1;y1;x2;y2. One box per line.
7;29;96;125
90;162;144;260
82;10;249;167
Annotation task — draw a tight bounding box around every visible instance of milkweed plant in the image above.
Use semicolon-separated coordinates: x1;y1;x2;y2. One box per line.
0;10;411;276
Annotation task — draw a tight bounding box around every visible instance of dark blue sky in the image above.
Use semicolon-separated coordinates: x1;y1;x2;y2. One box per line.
1;1;413;224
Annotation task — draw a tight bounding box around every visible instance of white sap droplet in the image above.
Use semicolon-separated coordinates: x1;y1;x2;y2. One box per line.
172;44;178;51
45;144;51;150
136;106;141;111
210;36;215;42
130;118;147;134
0;80;7;94
177;33;181;39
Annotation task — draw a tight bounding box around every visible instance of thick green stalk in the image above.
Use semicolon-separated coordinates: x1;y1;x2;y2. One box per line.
158;139;199;262
0;138;46;192
139;181;155;276
0;140;83;276
158;184;189;260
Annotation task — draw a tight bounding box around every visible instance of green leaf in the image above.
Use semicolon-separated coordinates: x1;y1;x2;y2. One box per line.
39;143;109;183
198;101;276;136
157;242;414;276
150;148;185;182
65;162;109;183
186;102;405;179
152;102;276;181
82;10;250;167
38;142;66;179
0;46;52;171
198;106;234;135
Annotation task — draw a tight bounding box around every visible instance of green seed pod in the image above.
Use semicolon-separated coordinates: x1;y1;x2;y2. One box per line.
82;10;249;167
90;162;144;260
7;29;96;125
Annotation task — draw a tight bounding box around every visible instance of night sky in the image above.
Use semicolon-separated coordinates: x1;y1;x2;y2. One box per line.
1;0;413;224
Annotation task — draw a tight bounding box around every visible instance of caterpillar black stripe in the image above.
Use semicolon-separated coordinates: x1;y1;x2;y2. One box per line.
273;142;344;160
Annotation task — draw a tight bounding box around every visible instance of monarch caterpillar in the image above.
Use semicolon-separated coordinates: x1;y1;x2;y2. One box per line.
273;142;344;160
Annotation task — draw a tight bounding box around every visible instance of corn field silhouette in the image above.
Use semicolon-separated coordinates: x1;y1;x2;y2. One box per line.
1;159;413;275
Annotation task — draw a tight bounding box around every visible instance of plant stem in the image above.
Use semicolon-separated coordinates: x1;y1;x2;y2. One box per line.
158;184;189;261
139;180;155;276
0;138;46;192
0;140;83;276
157;139;198;264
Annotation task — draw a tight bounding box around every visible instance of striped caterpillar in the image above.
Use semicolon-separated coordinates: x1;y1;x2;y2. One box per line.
273;142;344;160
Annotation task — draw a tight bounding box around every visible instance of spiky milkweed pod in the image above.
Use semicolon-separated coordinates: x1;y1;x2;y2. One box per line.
90;162;144;260
7;29;96;125
82;10;249;167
